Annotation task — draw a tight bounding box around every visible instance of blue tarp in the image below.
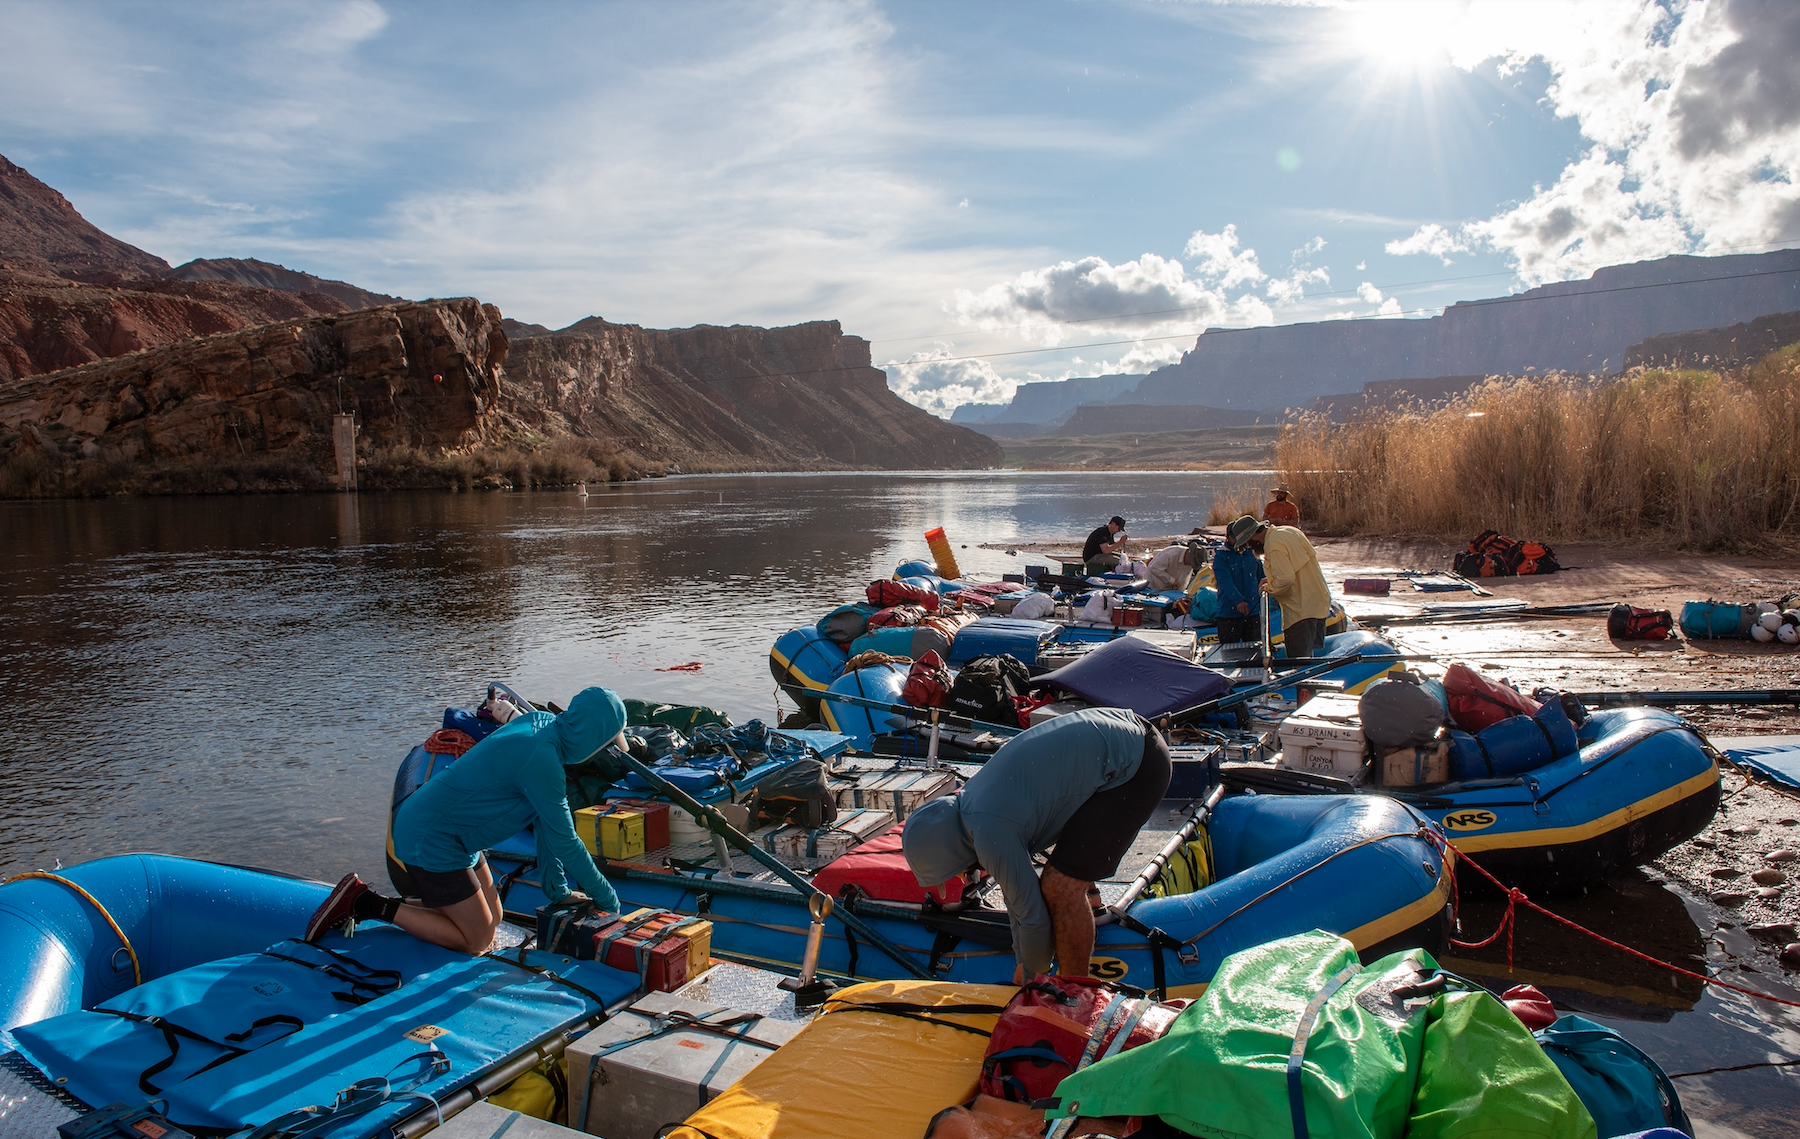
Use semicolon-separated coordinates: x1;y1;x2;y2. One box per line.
1032;635;1232;718
1726;743;1800;792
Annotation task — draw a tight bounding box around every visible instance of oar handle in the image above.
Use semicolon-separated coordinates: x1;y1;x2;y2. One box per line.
1109;782;1227;916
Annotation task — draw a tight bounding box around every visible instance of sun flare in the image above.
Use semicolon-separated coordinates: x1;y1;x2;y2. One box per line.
1342;0;1463;73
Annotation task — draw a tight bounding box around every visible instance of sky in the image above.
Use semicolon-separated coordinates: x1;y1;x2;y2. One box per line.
2;0;1798;415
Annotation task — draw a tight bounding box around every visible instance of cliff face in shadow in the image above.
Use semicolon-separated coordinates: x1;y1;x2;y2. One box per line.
504;318;1002;471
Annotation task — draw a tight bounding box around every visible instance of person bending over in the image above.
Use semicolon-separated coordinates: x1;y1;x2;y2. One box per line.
304;686;627;952
1082;516;1129;575
902;707;1171;982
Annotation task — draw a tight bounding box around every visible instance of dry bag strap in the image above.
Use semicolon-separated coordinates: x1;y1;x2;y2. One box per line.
97;1008;301;1094
822;998;1004;1038
1287;963;1362;1139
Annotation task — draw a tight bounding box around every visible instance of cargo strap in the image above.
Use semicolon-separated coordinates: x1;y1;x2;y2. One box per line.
261;939;403;1005
821;998;1005;1038
242;1048;451;1139
594;910;671;985
94;1008;304;1095
573;1010;786;1128
1039;996;1152;1139
1287;963;1363;1139
486;947;617;1009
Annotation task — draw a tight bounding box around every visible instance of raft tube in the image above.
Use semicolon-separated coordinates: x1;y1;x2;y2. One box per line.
819;663;910;749
769;624;849;713
0;855;641;1136
486;793;1449;997
1391;707;1720;890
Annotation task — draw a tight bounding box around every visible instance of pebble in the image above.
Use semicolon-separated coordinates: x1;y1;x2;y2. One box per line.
1711;891;1750;906
1781;819;1799;827
1768;850;1799;864
1711;867;1745;880
1750;922;1798;941
1692;837;1716;848
1757;887;1786;899
1753;868;1788;886
1784;944;1800;969
1726;825;1759;835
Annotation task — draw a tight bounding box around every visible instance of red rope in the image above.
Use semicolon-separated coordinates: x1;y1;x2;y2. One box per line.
1434;831;1800;1010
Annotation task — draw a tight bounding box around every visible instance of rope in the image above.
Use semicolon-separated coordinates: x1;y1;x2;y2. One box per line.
5;872;141;985
1431;833;1800;1010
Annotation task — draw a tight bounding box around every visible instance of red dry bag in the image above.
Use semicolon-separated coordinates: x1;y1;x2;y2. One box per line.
868;579;939;612
978;976;1189;1105
1442;662;1540;732
811;823;977;905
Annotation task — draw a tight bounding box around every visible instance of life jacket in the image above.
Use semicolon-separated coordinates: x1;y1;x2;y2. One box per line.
945;654;1032;728
1607;604;1673;641
978;976;1190;1105
867;603;928;630
902;650;953;709
867;579;940;612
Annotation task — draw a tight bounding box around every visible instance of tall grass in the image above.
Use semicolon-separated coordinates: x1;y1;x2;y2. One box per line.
1206;476;1269;526
1277;344;1800;550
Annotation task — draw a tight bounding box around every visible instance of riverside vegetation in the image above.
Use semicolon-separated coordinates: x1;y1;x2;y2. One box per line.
1277;342;1800;551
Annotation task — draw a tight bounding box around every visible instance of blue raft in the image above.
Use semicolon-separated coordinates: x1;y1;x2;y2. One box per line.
0;855;644;1137
483;792;1450;998
1387;707;1721;889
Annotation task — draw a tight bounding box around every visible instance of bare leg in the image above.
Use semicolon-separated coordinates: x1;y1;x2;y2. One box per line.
393;863;501;953
1040;865;1096;978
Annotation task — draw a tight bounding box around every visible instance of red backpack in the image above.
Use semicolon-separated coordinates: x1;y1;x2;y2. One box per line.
868;579;939;612
1608;604;1673;641
979;976;1189;1105
901;650;952;708
1442;662;1541;732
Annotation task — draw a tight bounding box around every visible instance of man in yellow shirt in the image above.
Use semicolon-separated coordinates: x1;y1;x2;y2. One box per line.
1226;515;1330;662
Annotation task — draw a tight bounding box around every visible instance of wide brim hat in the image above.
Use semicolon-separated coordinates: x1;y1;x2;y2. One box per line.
1225;514;1266;550
1268;483;1291;495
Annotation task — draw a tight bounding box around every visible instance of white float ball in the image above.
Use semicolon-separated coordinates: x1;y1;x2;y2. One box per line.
1752;623;1776;642
1758;610;1785;632
1779;623;1800;645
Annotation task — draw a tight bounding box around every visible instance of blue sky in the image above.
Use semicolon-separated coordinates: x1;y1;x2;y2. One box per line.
3;0;1797;413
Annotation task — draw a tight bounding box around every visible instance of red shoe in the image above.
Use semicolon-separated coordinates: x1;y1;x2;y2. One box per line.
305;873;370;941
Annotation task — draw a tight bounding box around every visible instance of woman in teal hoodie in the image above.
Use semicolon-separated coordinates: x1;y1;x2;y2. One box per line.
305;687;626;952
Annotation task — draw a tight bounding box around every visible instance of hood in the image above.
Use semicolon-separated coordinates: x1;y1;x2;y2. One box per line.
551;687;628;766
902;796;975;888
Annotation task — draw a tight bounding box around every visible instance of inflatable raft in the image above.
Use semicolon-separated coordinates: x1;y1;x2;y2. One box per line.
0;855;644;1137
482;791;1450;996
1387;706;1720;890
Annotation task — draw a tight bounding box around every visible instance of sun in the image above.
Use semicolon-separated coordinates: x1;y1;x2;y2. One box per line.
1341;0;1464;74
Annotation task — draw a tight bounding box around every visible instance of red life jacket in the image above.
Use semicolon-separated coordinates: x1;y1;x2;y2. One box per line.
1607;604;1673;640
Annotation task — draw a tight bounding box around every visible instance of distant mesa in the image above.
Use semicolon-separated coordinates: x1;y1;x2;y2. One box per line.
165;258;405;313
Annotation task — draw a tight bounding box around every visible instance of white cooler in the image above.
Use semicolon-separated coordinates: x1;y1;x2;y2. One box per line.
1277;693;1367;780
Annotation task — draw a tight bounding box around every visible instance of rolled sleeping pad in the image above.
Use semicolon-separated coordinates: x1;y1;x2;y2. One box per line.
1450;697;1581;780
1678;601;1755;640
848;625;953;661
820;664;910;750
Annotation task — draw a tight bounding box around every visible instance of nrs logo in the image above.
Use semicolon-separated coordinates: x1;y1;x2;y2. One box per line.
1442;809;1497;832
1087;956;1129;982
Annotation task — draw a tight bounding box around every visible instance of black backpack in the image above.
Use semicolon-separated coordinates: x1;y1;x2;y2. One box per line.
946;654;1033;728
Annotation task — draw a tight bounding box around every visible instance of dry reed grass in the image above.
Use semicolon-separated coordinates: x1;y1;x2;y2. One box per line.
1206;475;1270;525
1277;345;1800;550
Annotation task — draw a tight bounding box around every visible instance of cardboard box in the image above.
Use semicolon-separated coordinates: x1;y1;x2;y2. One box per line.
1380;737;1451;787
566;992;806;1138
837;770;956;820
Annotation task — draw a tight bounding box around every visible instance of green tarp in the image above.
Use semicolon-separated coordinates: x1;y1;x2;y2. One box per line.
1047;930;1595;1139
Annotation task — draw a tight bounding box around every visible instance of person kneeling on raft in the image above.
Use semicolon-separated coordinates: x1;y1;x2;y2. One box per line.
304;686;627;952
902;707;1171;982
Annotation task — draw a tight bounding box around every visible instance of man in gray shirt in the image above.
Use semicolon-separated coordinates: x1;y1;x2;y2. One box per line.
902;707;1171;981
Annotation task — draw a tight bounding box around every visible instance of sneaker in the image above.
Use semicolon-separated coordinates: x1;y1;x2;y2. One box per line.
305;873;370;941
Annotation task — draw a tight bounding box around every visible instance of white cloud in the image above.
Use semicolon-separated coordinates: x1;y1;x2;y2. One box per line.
883;346;1014;416
1376;296;1403;317
1182;224;1267;290
1356;280;1384;303
1388;0;1800;284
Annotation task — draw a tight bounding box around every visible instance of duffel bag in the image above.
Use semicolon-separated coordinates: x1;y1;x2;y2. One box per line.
818;603;880;645
1678;600;1753;640
1449;697;1580;781
867;603;928;630
748;756;837;830
1359;672;1447;751
1608;604;1673;641
1535;1014;1691;1138
902;649;953;709
868;579;940;612
812;823;978;905
979;975;1189;1104
1443;662;1540;732
946;653;1032;728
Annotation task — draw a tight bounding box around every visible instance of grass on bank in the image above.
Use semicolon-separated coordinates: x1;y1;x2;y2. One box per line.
1277;344;1800;550
1002;425;1280;471
0;435;647;498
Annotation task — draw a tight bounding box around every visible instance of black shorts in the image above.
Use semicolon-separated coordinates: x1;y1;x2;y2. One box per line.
1047;723;1173;883
404;855;486;909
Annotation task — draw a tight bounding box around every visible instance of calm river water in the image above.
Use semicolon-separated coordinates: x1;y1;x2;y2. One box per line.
3;470;1795;1135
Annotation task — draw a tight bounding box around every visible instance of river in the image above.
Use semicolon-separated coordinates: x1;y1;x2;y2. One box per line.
3;471;1795;1135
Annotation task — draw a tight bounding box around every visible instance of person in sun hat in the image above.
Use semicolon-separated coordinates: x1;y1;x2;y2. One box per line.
1227;514;1331;663
304;686;627;952
903;707;1170;983
1262;483;1300;525
1143;538;1208;592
